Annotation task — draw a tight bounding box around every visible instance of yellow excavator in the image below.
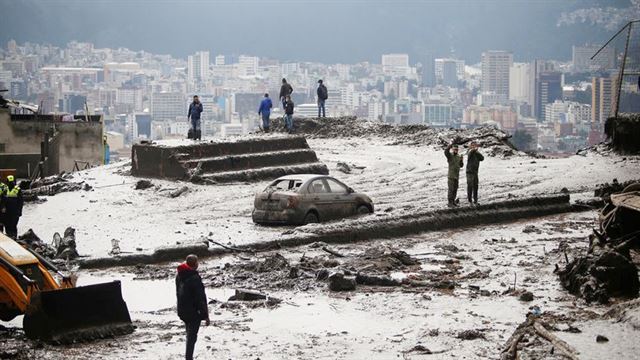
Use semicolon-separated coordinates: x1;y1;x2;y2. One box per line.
0;233;133;343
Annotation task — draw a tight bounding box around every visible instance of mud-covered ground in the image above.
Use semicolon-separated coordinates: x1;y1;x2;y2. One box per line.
3;211;639;359
18;136;640;258
6;130;640;359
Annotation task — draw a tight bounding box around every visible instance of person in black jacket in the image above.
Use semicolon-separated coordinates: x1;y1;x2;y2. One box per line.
1;175;22;239
176;254;210;360
187;95;203;140
284;95;295;133
279;78;293;109
466;142;484;205
316;79;328;118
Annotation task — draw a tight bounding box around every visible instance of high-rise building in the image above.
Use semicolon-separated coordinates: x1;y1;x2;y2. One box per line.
440;60;460;87
187;51;210;82
238;55;259;77
214;55;225;66
59;93;86;114
424;103;453;126
535;72;562;122
420;53;436;87
481;50;513;99
7;39;17;54
382;53;410;76
435;58;464;85
509;62;531;102
591;76;615;124
572;44;615;72
151;92;186;121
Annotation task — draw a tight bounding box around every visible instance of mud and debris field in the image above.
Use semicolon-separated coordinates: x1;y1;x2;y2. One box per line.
4;130;640;359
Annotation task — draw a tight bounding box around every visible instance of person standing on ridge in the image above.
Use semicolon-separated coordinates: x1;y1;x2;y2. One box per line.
466;141;484;205
279;78;293;109
284;95;295;134
176;254;210;360
258;93;273;133
444;144;463;207
317;79;328;118
187;95;203;140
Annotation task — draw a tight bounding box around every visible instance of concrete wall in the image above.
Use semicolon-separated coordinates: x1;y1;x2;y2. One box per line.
0;109;104;174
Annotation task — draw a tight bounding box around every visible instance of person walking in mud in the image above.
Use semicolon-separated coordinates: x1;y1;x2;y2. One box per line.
258;93;273;132
279;78;293;109
466;141;484;205
176;254;210;360
444;144;463;207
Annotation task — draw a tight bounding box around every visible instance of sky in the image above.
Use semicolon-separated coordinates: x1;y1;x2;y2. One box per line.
0;0;634;64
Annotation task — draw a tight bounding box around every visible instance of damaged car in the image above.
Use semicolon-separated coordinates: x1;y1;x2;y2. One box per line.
252;174;374;225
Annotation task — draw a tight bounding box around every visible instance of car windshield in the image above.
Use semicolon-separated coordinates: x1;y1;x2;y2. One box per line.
266;179;303;192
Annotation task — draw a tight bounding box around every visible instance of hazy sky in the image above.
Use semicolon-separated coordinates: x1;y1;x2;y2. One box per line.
0;0;632;64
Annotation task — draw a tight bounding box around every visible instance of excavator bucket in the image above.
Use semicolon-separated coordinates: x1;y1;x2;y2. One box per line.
23;281;133;343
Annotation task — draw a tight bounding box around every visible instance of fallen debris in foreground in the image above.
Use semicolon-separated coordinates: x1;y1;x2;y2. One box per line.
556;182;640;303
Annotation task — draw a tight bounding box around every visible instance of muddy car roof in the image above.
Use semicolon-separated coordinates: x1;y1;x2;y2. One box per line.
275;174;328;181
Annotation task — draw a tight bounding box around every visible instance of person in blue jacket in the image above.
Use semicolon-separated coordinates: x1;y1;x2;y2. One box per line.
258;93;273;132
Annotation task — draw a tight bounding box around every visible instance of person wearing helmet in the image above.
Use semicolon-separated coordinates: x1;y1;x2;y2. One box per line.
1;175;23;239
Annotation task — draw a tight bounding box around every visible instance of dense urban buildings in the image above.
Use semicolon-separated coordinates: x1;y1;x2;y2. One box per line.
0;38;633;155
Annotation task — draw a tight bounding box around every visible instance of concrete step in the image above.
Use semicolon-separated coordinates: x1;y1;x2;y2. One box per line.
180;148;319;173
171;136;310;159
197;162;329;183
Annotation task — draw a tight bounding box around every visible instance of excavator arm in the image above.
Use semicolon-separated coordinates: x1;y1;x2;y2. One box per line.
0;255;37;320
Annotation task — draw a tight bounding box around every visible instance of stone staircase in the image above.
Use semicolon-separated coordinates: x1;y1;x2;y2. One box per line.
131;135;328;183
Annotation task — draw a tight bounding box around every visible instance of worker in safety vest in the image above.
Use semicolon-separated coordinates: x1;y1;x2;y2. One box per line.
1;175;23;239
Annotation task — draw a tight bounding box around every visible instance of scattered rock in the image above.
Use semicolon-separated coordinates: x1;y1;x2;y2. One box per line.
169;186;190;198
596;335;609;343
134;179;154;190
229;289;267;301
355;274;400;287
522;225;541;234
328;272;356;291
336;162;351;174
457;329;486;340
519;291;534;302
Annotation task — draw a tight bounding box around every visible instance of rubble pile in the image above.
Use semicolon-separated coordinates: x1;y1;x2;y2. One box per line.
199;244;455;294
270;116;518;156
556;182;640;303
16;227;80;261
24;174;91;199
605;113;640;154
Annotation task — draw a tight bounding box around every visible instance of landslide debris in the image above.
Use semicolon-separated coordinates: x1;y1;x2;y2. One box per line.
23;173;91;200
16;227;80;261
556;182;640;303
270;116;518;156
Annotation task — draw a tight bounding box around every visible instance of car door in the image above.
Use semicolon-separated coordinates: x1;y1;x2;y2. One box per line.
307;179;334;220
323;178;355;218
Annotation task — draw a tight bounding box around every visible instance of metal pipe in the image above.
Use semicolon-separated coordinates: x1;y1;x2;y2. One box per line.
614;23;633;118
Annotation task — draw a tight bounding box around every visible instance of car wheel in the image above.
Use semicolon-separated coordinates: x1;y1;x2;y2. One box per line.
357;205;372;215
303;212;319;224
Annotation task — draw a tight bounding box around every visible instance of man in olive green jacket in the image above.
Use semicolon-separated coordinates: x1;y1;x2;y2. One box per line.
444;144;463;207
466;142;484;205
